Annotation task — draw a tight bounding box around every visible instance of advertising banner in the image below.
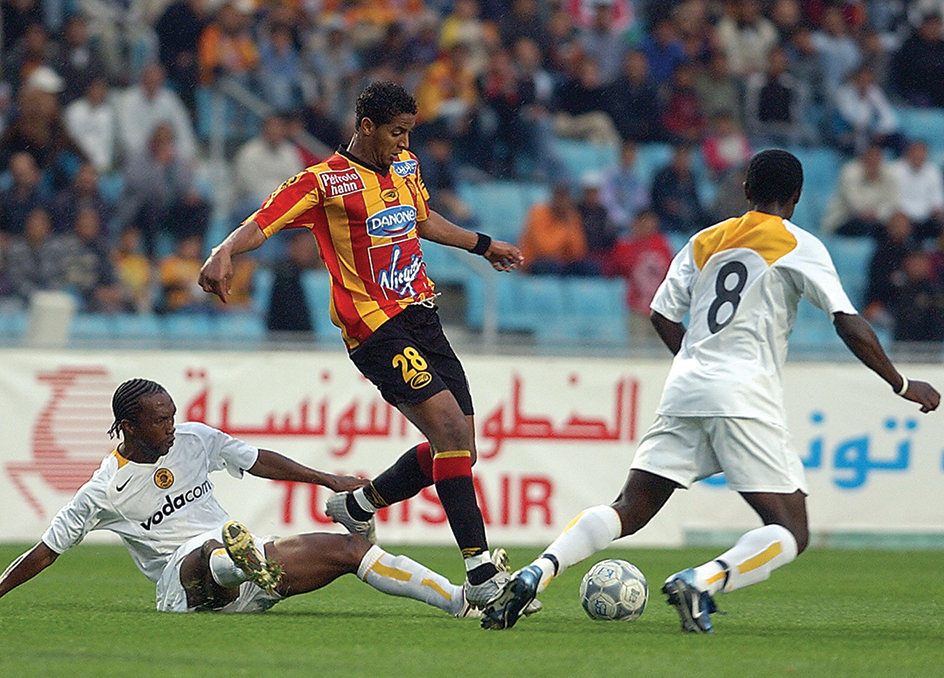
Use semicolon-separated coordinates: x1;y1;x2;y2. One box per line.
0;349;941;547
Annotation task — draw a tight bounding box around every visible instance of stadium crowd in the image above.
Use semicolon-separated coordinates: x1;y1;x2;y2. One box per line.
1;0;943;348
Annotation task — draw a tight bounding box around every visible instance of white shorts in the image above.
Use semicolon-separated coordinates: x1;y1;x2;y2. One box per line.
630;415;808;494
155;527;282;613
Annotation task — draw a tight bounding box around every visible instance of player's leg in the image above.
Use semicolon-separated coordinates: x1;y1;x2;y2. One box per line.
266;532;468;616
178;539;240;610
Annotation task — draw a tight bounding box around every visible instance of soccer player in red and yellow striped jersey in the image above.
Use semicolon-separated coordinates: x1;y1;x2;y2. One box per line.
199;81;524;612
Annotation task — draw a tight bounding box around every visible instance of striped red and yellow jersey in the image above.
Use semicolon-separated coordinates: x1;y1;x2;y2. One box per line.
248;148;435;349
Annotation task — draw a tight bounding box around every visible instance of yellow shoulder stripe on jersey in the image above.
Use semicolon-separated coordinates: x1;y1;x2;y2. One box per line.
693;211;798;270
111;449;130;469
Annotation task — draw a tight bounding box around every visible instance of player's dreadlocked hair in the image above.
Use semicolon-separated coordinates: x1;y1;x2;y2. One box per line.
354;81;417;127
108;379;167;439
744;150;804;205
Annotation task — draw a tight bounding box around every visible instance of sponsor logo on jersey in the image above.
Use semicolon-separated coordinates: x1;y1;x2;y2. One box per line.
366;205;417;237
140;480;213;530
392;159;417;177
153;468;174;489
319;169;366;198
370;239;427;299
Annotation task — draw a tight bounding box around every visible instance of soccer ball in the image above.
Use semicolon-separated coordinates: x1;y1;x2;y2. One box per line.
579;559;648;621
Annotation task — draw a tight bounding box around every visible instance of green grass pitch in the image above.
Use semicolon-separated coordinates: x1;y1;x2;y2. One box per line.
1;543;942;678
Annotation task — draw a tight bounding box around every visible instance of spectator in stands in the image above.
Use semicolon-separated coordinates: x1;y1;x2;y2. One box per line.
52;206;125;312
117;63;197;164
3;21;55;93
553;54;620;147
661;60;707;144
744;46;811;147
674;0;713;63
64;77;117;174
497;0;550;53
477;46;531;177
891;249;944;354
812;5;862;99
715;0;778;78
415;41;478;129
822;144;899;237
891;11;944;108
892;140;944;241
512;36;564;181
0;69;87;188
113;225;154;313
576;172;616;273
770;0;803;41
651;143;709;234
266;229;317;338
600;140;650;236
864;211;915;326
258;21;305;112
115;123;210;256
53;15;107;106
519;183;596;276
859;27;893;91
831;63;906;156
577;0;628;85
0;151;51;237
638;15;685;89
414;131;477;230
157;233;211;314
1;0;43;54
605;49;663;143
693;50;742;127
155;0;212;113
4;207;60;302
783;24;825;106
604;210;673;348
439;0;493;76
197;0;259;88
233;112;303;220
50;162;110;235
305;22;361;124
702;111;752;179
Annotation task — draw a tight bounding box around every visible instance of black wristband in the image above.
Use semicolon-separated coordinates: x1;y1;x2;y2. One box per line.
470;232;492;256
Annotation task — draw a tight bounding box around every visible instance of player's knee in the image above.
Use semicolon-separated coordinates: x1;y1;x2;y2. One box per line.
338;534;372;571
791;525;810;554
432;411;472;452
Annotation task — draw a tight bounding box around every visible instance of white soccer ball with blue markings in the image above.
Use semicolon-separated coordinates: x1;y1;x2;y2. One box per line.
579;559;648;621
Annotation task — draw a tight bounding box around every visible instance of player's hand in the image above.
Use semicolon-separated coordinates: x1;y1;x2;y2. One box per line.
198;249;233;304
902;380;941;413
325;474;370;493
484;240;524;272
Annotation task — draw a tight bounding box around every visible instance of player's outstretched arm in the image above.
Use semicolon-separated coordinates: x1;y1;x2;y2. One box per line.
417;211;523;272
834;312;940;413
651;311;686;355
198;220;267;303
247;449;369;493
0;542;59;600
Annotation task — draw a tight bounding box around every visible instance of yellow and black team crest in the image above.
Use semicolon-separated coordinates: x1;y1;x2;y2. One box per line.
381;188;399;202
153;468;175;489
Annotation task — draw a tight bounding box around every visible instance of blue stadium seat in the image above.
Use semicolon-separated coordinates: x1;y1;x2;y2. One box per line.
300;269;336;339
161;313;215;340
70;313;117;340
252;267;274;317
550;138;619;180
0;308;27;340
895;106;944;153
561;277;628;321
457;182;530;243
465;273;564;332
822;236;875;310
214;313;266;341
112;313;162;338
789;147;841;233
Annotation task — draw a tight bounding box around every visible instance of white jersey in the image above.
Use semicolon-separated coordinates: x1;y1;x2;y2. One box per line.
650;211;857;426
42;422;259;584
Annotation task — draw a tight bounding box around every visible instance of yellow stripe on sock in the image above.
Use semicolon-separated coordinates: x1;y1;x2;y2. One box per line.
737;542;783;574
370;561;413;582
433;450;471;459
420;579;452;600
562;511;585;532
706;570;727;585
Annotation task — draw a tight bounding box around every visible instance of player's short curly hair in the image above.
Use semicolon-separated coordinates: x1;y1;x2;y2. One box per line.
354;81;417;127
108;378;167;438
744;150;804;205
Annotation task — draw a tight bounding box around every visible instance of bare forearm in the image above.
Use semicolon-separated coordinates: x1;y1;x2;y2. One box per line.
0;542;58;599
248;449;365;493
212;220;267;258
651;311;686;355
833;312;901;388
417;210;477;250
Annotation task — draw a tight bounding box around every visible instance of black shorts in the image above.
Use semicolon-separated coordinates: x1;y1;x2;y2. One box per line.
349;303;474;415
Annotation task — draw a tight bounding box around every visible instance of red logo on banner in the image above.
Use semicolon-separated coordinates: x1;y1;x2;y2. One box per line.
8;367;116;516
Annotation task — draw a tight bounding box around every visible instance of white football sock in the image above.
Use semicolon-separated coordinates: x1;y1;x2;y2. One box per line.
357;545;464;616
534;505;622;593
209;548;246;588
352;487;378;514
695;524;798;595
